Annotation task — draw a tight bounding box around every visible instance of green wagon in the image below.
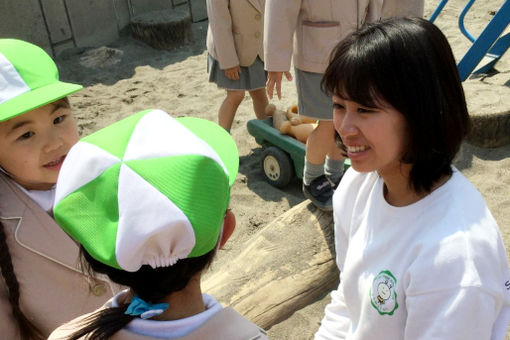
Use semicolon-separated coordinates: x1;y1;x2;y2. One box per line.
247;118;350;188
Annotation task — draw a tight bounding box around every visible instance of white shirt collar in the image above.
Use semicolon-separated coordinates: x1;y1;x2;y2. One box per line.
112;291;223;339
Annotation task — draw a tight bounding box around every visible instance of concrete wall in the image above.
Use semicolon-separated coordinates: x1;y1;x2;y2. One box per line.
0;0;197;56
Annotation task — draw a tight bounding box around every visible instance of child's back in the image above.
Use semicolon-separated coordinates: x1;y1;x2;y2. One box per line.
48;109;268;340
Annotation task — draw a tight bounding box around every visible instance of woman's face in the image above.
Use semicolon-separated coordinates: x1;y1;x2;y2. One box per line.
333;95;408;179
0;102;79;190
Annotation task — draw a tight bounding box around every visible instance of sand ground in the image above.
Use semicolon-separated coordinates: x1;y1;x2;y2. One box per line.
56;0;510;338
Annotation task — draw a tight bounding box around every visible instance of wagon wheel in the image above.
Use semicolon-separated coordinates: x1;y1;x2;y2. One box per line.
261;146;294;188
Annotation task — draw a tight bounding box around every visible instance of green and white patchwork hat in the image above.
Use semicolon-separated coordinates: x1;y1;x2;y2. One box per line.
54;109;239;272
0;39;82;122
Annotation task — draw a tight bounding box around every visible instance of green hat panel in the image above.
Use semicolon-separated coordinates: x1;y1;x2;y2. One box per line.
54;109;239;272
0;39;82;122
54;164;121;269
81;109;151;159
126;155;230;258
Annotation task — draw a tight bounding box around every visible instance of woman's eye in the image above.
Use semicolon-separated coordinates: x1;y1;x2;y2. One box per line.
333;103;345;110
358;107;376;114
54;115;65;124
18;131;34;140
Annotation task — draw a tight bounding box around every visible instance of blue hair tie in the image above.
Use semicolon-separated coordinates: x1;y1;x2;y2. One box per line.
125;295;169;319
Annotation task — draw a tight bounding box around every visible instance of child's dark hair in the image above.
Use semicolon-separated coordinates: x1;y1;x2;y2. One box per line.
0;220;44;340
323;17;471;193
66;245;217;340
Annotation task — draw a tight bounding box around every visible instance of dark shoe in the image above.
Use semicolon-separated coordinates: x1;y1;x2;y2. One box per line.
302;175;334;211
326;174;343;190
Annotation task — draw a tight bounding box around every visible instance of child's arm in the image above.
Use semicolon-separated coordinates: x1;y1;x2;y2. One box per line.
264;0;300;99
206;0;239;70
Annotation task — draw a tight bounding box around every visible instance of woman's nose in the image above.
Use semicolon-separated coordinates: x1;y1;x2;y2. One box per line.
336;111;358;138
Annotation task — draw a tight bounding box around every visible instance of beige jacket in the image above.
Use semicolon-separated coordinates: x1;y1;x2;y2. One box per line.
206;0;265;69
0;173;114;339
264;0;424;74
49;295;269;340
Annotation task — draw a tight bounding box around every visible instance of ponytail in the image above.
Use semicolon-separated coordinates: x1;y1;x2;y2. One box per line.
67;306;134;340
0;220;44;340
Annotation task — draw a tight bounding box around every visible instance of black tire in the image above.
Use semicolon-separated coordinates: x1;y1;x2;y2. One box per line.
261;146;294;188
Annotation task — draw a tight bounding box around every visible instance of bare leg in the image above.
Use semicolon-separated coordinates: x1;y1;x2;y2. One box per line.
218;90;245;131
248;88;269;120
305;120;338;164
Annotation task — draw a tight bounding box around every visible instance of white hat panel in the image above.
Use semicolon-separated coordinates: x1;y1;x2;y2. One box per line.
122;110;228;174
55;141;121;205
116;164;196;272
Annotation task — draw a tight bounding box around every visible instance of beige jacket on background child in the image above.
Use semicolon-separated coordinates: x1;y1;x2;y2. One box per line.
264;0;424;74
206;0;265;69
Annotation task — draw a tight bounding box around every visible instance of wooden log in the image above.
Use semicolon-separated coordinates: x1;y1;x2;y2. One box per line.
203;200;339;330
130;9;192;50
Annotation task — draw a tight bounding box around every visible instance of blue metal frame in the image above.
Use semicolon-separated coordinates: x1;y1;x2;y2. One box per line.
429;0;510;81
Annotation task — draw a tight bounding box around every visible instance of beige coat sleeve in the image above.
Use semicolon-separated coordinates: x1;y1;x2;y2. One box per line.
264;0;301;72
206;0;239;69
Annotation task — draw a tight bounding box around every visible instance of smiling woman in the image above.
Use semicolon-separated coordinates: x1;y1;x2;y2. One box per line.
315;17;510;340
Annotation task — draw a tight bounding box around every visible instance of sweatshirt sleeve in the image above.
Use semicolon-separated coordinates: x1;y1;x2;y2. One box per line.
263;0;301;71
315;282;352;340
206;0;239;69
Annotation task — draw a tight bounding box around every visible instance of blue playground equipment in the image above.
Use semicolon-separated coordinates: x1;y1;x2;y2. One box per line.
429;0;510;81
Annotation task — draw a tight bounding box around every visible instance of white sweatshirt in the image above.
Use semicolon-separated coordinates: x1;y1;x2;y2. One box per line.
315;168;510;340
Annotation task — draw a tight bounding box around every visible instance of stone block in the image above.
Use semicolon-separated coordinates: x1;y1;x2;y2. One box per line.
114;0;131;30
0;0;52;54
40;0;73;44
66;0;119;48
130;0;173;16
188;0;207;22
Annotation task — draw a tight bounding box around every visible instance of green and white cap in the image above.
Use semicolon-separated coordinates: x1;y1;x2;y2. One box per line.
0;39;82;122
54;109;239;272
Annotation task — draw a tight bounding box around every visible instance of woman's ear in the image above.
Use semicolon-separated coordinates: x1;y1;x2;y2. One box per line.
219;209;236;248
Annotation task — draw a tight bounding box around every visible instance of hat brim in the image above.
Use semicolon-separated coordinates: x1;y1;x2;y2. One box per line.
0;80;82;122
176;117;239;187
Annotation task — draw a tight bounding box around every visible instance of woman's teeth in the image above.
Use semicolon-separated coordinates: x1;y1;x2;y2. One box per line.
347;145;367;153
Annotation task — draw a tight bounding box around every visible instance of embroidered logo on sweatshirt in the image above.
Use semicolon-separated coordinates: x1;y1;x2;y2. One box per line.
370;270;398;315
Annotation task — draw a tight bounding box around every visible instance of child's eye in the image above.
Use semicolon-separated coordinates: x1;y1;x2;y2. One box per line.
54;115;66;124
17;131;34;141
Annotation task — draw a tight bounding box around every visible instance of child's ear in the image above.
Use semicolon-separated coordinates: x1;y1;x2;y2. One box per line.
219;209;236;248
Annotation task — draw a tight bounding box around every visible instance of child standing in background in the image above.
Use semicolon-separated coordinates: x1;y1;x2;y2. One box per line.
206;0;269;132
0;39;114;340
48;110;268;339
264;0;424;211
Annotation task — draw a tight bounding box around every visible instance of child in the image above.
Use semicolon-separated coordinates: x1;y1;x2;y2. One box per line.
315;17;510;339
264;0;424;211
206;0;269;132
48;109;269;339
0;39;115;339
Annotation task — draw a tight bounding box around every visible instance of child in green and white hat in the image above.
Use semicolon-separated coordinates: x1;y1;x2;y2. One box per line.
49;109;269;340
0;39;115;340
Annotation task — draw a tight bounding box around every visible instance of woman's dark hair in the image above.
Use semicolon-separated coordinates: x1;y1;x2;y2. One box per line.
0;220;44;340
323;17;471;193
67;245;217;340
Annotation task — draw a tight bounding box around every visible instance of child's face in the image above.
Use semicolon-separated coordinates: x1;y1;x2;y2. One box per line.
333;95;408;179
0;101;79;190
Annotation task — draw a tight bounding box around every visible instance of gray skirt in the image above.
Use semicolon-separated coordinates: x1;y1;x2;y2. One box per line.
208;54;267;91
295;68;333;121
